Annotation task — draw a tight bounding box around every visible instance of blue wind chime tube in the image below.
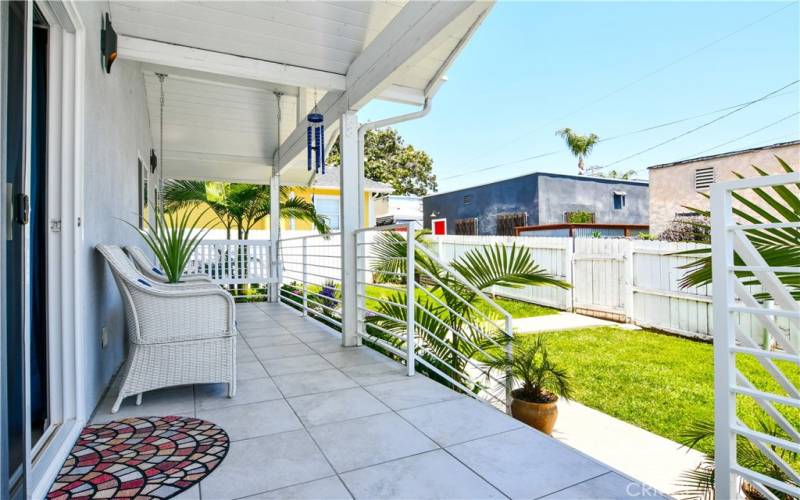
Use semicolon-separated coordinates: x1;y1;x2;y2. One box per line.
307;112;325;174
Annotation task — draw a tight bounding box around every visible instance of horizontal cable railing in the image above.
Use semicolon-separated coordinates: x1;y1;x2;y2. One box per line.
189;239;275;298
354;223;515;413
275;225;516;412
278;233;343;329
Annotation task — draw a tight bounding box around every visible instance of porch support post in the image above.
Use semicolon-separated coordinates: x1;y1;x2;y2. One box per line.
339;110;361;346
270;174;281;302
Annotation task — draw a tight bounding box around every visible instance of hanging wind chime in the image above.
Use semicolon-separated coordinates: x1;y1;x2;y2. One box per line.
306;90;325;174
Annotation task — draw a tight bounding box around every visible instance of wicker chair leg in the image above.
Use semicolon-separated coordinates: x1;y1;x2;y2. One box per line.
111;394;125;414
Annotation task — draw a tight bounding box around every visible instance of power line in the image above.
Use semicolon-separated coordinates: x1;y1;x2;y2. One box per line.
438;88;797;181
683;111;799;159
447;1;796;169
599;80;799;169
440;150;560;180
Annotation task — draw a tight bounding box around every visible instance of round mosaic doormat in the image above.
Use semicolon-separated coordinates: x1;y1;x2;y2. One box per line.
48;416;229;500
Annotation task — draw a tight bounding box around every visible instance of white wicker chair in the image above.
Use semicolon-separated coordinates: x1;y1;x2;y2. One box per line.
97;244;237;413
125;245;213;284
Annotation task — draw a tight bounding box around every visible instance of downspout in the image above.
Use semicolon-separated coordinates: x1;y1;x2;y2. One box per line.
357;80;442;223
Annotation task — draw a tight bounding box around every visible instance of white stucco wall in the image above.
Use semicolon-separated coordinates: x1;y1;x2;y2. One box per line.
648;142;800;235
77;1;155;416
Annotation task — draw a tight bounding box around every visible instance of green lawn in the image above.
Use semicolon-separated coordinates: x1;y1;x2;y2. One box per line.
364;284;556;319
521;327;800;455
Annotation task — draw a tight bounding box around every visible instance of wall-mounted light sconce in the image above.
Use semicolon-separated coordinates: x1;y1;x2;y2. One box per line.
149;149;158;173
100;13;117;74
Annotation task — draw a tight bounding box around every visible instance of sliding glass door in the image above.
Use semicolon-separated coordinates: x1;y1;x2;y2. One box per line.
2;2;52;497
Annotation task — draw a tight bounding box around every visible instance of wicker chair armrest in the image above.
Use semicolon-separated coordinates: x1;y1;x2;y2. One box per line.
181;273;214;283
129;287;236;344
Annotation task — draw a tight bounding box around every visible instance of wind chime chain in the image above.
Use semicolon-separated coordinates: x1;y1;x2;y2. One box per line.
157;73;167;216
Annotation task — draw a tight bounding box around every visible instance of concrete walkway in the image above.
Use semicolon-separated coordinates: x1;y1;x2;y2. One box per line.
512;314;704;497
553;399;705;498
514;312;631;333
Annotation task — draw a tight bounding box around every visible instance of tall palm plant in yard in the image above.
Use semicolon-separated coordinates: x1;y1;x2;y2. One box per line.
364;231;569;394
677;420;798;500
679;158;800;300
555;128;599;176
677;157;800;499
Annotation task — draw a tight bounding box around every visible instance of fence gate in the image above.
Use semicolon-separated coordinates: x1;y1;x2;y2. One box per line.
711;173;800;499
572;238;627;320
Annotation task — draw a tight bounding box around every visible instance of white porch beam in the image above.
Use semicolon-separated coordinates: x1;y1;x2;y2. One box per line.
339;111;361;346
117;35;347;92
276;1;476;172
269;174;281;301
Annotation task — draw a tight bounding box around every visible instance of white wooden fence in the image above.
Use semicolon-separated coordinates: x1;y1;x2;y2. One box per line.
189;239;275;296
431;234;797;346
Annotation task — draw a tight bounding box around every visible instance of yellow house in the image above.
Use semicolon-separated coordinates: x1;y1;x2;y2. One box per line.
176;166;394;234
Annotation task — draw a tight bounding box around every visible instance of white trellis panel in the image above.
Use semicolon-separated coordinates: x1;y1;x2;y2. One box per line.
710;172;800;500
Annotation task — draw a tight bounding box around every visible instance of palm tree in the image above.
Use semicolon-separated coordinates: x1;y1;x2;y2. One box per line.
163;180;331;239
599;169;637;180
364;231;570;395
555;128;599;175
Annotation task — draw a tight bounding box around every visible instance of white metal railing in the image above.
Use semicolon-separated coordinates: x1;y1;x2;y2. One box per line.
354;224;515;413
278;233;343;328
189;239;276;297
711;172;800;499
275;225;516;412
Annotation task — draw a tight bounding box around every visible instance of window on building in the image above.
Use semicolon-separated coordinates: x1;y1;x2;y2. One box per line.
694;166;715;191
455;218;478;235
496;212;527;236
613;192;626;210
314;196;340;230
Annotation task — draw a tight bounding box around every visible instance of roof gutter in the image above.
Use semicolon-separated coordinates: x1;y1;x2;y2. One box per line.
357;94;435;208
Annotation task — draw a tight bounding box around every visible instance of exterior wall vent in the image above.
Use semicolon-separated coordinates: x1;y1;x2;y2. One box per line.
463;195;473;205
694;166;715;191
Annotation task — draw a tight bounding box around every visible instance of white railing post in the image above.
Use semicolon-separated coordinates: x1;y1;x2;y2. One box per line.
302;237;308;316
504;315;513;415
711;182;736;500
406;223;416;376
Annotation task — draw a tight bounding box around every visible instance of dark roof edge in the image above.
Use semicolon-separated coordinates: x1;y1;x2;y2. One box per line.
426;171;648;198
647;140;800;170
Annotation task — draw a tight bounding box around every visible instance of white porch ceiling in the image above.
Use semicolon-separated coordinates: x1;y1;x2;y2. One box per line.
110;1;406;75
115;1;493;185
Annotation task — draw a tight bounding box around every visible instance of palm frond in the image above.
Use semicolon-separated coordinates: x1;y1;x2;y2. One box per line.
450;243;571;291
678;158;800;300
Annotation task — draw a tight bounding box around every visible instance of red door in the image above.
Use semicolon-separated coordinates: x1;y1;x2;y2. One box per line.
432;219;446;235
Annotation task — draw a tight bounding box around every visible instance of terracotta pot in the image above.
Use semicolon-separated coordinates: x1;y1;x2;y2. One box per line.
742;482;767;500
510;392;559;434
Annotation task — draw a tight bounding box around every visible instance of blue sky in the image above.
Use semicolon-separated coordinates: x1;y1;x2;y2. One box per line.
361;1;800;193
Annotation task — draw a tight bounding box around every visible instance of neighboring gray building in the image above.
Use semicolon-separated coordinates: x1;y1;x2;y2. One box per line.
423;172;649;236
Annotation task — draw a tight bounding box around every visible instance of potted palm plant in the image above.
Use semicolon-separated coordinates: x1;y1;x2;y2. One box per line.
485;336;572;434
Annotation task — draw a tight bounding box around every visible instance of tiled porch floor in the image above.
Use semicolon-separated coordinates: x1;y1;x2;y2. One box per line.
90;302;663;500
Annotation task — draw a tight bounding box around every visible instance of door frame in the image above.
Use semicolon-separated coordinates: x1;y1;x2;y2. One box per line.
0;1;85;497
